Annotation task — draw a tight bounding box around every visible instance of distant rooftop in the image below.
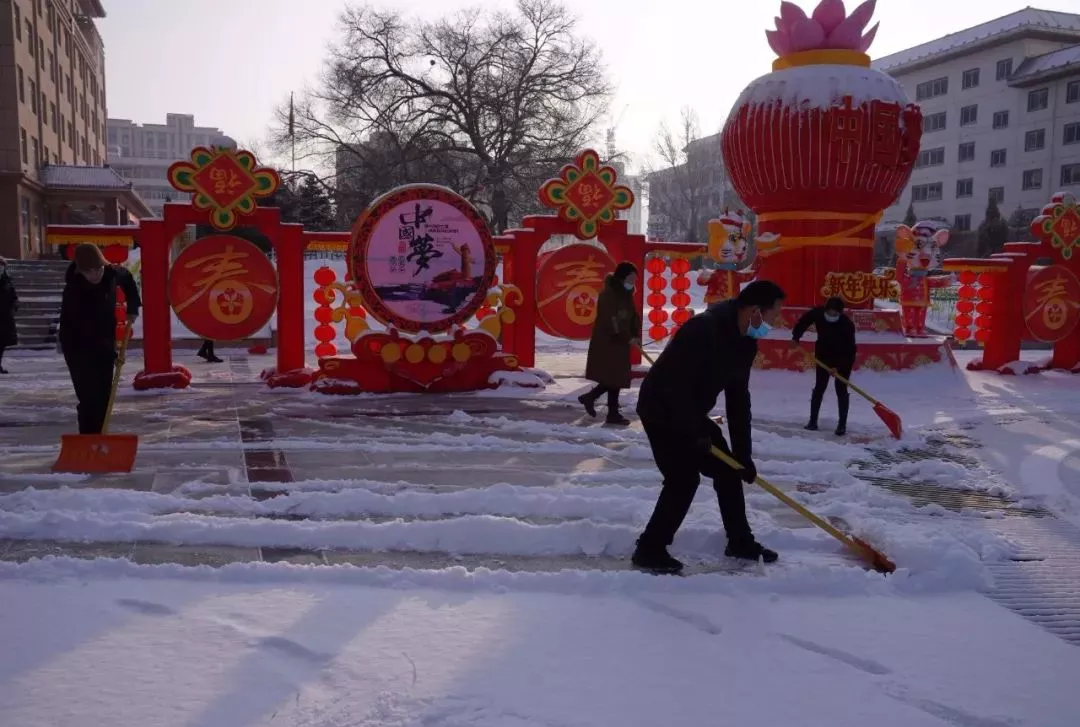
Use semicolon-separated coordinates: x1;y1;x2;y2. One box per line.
42;165;134;192
1010;43;1080;84
873;7;1080;74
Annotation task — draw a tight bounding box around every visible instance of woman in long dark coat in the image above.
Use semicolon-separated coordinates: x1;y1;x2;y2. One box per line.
0;257;18;374
579;261;641;426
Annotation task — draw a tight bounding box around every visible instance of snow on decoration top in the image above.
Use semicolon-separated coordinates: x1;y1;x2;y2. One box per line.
767;0;879;69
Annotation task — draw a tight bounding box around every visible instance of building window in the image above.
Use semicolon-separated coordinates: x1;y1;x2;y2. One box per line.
20;197;30;253
992;110;1009;129
49;102;56;132
31;137;39;169
956;178;974;198
17;66;24;103
991;149;1007;167
960;104;978;126
1028;88;1049;112
912;182;943;202
1026;128;1047;151
1023;169;1043;190
1065;122;1080;145
996;58;1013;80
40;91;45;118
989;186;1005;204
916;76;949;101
29;79;36;113
48;51;55;82
954;214;972;232
916;147;946;168
20;128;28;164
962;68;980;89
14;3;21;40
923;111;947;133
1063;164;1080;186
37;37;43;69
1069;81;1080;104
25;21;34;54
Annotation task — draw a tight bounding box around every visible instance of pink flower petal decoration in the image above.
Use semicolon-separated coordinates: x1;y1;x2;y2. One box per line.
857;22;879;53
766;28;794;56
825;21;863;49
788;18;827;52
774;15;784;31
779;1;809;29
845;0;878;34
812;0;847;35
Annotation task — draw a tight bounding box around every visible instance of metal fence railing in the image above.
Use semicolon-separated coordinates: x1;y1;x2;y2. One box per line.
926;286;958;330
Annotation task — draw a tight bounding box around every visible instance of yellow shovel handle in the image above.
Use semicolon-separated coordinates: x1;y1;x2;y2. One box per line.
102;323;133;436
709;445;856;548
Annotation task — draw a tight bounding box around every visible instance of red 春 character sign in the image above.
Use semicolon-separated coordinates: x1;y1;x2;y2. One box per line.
535;244;616;340
1024;266;1080;343
169;235;279;341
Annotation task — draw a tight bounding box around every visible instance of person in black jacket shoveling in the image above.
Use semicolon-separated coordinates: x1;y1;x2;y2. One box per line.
791;297;857;436
59;244;142;435
632;280;786;575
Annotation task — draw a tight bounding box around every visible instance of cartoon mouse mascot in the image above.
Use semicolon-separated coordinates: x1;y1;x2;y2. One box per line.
893;221;954;336
696;210;774;304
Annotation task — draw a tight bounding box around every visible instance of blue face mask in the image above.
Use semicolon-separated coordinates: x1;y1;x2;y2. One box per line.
825;312;840;323
747;309;771;339
623;281;635;292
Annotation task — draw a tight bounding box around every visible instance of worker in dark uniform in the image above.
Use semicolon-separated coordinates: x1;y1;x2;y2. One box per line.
59;244;141;434
632;280;786;575
792;296;858;436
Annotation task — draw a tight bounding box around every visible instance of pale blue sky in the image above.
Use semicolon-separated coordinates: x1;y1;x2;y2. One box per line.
99;0;1080;173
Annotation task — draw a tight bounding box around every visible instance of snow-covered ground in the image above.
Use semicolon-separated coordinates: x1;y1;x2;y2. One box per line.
2;258;1080;726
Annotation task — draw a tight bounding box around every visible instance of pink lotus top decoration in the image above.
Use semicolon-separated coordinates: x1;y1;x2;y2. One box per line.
766;0;880;57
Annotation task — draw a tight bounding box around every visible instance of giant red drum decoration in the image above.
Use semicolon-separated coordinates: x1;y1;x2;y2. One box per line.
721;0;921;308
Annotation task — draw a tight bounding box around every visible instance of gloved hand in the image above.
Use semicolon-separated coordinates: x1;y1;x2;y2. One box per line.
737;458;757;484
697;436;713;456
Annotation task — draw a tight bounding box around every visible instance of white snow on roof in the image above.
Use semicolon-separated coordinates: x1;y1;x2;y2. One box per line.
1011;44;1080;79
732;64;908;113
41;165;134;190
872;7;1080;72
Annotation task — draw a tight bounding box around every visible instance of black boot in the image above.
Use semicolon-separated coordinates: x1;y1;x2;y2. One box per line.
604;389;629;426
578;390;599;418
631;540;684;575
835;390;849;437
806;390;823;431
725;539;779;564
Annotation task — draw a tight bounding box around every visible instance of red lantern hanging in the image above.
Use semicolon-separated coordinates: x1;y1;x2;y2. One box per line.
954;327;972;342
646;256;669;343
958;271;978;286
669;258;691;332
103;244;129;264
313;266;338;358
954;313;973;328
955;300;975;314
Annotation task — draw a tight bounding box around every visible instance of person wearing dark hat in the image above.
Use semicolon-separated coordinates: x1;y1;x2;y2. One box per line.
579;261;641;426
792;296;858;436
632;280;787;574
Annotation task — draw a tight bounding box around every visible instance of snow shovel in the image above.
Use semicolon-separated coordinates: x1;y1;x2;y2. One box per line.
709;446;896;574
807;353;903;440
52;325;139;474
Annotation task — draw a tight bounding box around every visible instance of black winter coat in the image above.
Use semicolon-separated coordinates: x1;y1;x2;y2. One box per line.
585;276;641;390
792;307;857;367
636;300;756;464
0;272;17;348
59;263;141;360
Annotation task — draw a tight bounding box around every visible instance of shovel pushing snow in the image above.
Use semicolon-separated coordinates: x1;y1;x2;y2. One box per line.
52;325;139;474
709;446;895;573
806;353;903;440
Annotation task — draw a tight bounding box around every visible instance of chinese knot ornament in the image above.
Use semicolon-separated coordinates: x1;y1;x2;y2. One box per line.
721;0;921;308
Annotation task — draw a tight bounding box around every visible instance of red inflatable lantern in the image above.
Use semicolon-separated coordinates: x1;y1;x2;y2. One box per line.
721;0;921;308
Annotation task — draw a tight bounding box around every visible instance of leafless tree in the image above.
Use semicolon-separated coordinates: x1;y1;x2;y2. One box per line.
643;108;714;242
273;0;612;232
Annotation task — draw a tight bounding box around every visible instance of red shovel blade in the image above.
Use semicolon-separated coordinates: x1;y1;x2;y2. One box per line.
873;402;903;440
53;434;139;474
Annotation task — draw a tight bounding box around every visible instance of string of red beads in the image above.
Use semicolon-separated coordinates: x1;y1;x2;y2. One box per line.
669;258;692;331
646;256;669;343
312;266;338;358
953;270;978;344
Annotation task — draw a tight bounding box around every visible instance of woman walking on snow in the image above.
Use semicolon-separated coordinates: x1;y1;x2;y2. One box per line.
578;261;641;426
0;257;18;373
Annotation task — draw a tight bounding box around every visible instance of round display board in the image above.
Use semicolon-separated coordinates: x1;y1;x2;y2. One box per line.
348;184;496;333
168;235;279;341
1024;265;1080;343
535;243;616;340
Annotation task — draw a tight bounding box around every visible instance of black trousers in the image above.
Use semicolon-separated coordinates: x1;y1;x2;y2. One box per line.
197;339;215;358
584;384;620;411
64;353;116;434
638;417;753;549
811;362;851;424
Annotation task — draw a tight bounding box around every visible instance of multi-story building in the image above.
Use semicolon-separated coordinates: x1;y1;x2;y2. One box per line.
646;131;739;242
0;0;147;259
875;8;1080;233
107;114;236;215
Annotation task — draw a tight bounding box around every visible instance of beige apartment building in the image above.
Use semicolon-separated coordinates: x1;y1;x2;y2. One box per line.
875;8;1080;233
0;0;148;260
